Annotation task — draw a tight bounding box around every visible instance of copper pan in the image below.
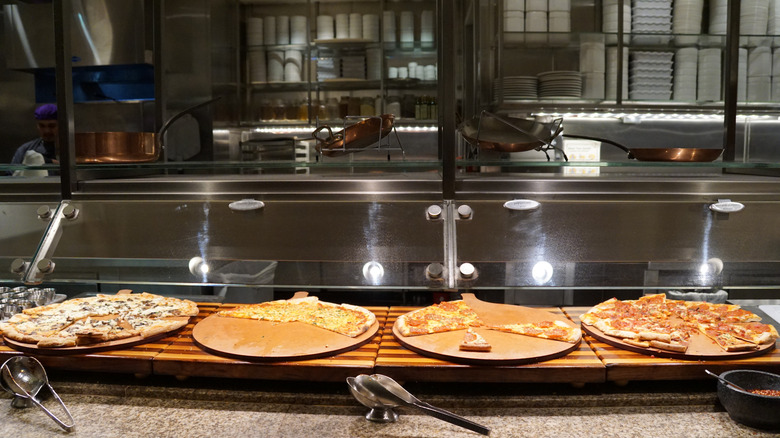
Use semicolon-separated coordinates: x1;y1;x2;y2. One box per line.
564;134;724;162
75;132;158;164
313;114;395;157
459;113;563;152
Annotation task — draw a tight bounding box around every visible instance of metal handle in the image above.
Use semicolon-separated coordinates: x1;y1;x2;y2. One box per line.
412;401;491;436
9;382;74;432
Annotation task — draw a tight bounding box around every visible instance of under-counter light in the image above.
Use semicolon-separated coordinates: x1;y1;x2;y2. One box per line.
362;261;385;284
188;257;210;276
531;261;554;284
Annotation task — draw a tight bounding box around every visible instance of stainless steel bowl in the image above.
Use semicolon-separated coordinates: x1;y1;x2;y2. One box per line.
717;369;780;430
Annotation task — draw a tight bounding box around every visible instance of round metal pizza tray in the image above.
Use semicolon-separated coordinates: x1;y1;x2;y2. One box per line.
392;294;580;366
581;323;776;361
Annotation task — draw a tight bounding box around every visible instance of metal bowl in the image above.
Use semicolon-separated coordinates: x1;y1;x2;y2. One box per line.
75;132;159;163
717;369;780;430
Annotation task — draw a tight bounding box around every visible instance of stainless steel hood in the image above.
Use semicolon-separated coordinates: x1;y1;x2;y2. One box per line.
3;0;150;69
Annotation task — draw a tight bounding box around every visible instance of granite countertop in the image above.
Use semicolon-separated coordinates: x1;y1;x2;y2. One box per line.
1;372;778;438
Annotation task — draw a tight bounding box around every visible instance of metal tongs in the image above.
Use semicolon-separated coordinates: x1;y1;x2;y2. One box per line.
1;356;75;432
349;374;490;435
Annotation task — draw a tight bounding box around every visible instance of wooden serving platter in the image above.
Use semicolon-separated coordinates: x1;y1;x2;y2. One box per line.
392;294;580;366
191;292;380;362
580;316;775;361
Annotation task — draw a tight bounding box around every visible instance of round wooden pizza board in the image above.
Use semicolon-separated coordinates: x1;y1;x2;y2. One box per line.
191;293;380;362
581;323;776;360
2;325;185;356
392;293;580;366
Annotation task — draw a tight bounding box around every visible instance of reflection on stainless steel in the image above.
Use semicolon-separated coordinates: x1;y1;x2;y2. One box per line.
362;261;385;284
460;113;563;152
628;147;724;162
75;132;158;163
313;114;395;156
346;376;398;423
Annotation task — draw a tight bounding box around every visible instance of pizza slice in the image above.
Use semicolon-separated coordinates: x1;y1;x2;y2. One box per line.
698;323;759;352
459;328;492;352
489;320;581;344
395;300;484;336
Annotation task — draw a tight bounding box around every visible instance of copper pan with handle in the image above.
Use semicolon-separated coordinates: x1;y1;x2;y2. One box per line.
313;114;395;157
563;133;724;162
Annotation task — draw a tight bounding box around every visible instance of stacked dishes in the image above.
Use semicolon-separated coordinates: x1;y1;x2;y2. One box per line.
246;17;264;46
672;0;704;45
773;48;780;100
606;46;629;99
317;15;335;40
504;0;525;32
363;14;379;42
697;48;722;101
317;57;339;81
549;0;571;44
770;0;780;35
631;0;672;45
290;16;308;44
267;50;284;82
341;55;366;79
366;48;382;80
383;11;397;48
603;0;631;43
248;49;267;83
741;0;769;45
709;0;727;34
494;75;538;101
263;16;277;45
400;11;415;47
277;15;290;45
629;50;673;100
747;46;772;102
525;0;548;44
421;10;435;48
580;34;606;99
537;70;582;98
739;48;748;101
284;50;302;82
673;47;698;101
349;13;363;39
335;14;350;39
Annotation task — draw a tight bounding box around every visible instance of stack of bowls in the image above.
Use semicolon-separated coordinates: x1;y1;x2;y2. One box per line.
772;48;780;99
336;14;350;39
673;47;698;100
290;16;308;44
383;11;396;48
420;10;435;48
709;0;728;34
366;47;382;80
284;49;302;82
267;50;284;82
580;34;606;99
504;0;524;32
741;0;769;45
263;16;276;45
276;15;290;45
249;49;267;83
549;0;571;44
363;14;379;42
606;46;629;99
246;17;264;46
697;48;722;101
603;0;631;43
769;0;780;35
349;13;363;39
672;0;704;45
739;48;748;101
747;46;772;101
317;15;335;40
525;0;548;44
400;11;415;48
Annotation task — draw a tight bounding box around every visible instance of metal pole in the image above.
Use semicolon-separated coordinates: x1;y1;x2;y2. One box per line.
439;0;456;199
53;0;75;199
722;0;740;162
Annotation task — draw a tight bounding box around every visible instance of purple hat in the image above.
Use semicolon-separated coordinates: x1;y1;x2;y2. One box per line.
34;104;58;120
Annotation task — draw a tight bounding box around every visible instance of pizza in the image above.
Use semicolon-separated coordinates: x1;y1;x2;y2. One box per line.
395;299;581;344
0;292;199;348
581;294;779;354
459;328;492;352
215;296;376;338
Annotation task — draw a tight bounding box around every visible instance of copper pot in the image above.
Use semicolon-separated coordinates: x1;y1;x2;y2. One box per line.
564;134;724;162
75;132;158;164
313;114;395;157
459;113;564;153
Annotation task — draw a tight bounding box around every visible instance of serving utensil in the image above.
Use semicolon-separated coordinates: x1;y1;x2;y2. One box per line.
356;374;491;435
346;376;398;423
705;369;750;393
1;356;74;432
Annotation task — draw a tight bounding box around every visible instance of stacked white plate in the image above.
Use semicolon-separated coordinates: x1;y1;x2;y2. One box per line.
421;10;435;48
317;57;339;81
504;0;525;32
363;14;379;42
526;0;548;44
537;71;582;98
383;11;397;47
580;34;606;99
672;0;703;45
267;50;284;82
263;16;277;45
739;48;749;101
741;0;769;45
606;46;629;99
748;46;772;101
697;48;722;101
629;50;673;100
349;13;363;40
336;14;350;39
283;49;302;82
290;16;308;44
248;49;266;83
341;55;365;79
632;0;672;44
366;48;382;80
709;0;727;34
549;0;571;44
770;0;780;35
603;0;631;42
494;75;538;100
276;16;290;45
400;11;415;47
673;47;698;101
316;15;335;40
247;17;264;46
772;48;780;99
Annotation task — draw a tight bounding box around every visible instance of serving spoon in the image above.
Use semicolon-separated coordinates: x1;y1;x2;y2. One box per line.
357;374;491;436
705;369;751;393
1;356;74;432
346;376;398;423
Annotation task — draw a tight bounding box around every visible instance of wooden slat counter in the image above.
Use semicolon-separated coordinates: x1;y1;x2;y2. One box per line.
151;304;388;382
564;307;780;384
374;306;605;384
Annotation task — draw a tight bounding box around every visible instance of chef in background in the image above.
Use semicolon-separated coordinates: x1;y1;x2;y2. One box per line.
9;103;59;176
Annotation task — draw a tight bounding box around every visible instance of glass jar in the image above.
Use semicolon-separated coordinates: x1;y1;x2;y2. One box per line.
386;96;401;117
339;96;350;119
326;97;340;120
260;99;274;121
360;97;375;116
297;99;309;121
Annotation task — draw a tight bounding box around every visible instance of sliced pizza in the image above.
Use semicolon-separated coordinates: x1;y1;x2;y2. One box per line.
395;300;484;336
489;320;581;344
459;328;492;352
